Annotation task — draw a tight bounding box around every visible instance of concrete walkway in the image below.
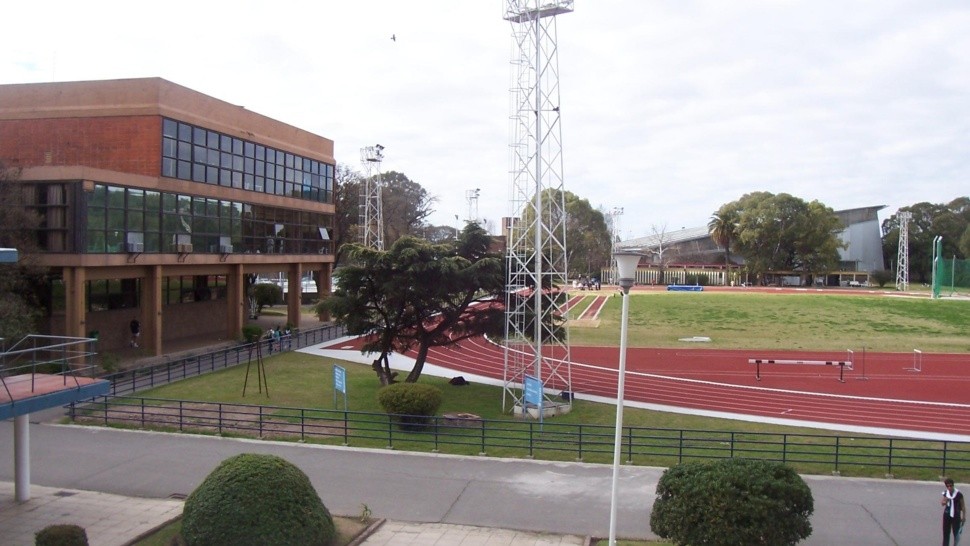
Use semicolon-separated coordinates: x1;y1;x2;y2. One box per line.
0;481;586;546
0;482;183;546
0;419;945;546
0;481;587;546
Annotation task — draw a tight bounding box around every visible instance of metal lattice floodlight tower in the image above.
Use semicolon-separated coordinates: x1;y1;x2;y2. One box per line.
466;188;481;224
359;144;385;250
502;0;574;417
895;211;912;291
609;207;624;284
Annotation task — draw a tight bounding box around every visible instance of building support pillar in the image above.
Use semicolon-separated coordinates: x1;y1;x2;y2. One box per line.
227;264;245;340
145;266;163;356
287;263;303;329
14;414;30;502
63;266;87;338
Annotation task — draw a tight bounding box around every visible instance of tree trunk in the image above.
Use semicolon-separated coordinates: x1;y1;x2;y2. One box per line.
372;353;395;385
405;342;430;383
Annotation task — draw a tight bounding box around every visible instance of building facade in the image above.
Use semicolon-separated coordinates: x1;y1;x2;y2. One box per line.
614;206;886;286
0;78;336;355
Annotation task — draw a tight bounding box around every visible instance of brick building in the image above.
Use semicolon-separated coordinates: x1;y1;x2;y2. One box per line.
0;78;336;355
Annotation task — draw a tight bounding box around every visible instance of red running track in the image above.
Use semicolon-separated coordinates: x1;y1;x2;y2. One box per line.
329;335;970;439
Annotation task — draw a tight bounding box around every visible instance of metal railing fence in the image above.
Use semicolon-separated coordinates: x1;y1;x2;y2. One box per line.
67;395;970;480
102;324;346;396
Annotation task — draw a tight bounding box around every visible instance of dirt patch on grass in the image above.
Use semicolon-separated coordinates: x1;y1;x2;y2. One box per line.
73;401;347;441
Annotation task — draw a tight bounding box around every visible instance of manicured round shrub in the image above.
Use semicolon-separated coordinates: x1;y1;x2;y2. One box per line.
35;523;88;546
650;458;814;546
181;453;334;546
377;382;443;430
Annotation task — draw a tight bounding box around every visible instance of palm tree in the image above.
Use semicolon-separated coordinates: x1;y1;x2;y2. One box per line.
708;211;737;266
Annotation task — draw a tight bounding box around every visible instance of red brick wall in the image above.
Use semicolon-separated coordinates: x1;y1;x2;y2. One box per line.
0;116;161;176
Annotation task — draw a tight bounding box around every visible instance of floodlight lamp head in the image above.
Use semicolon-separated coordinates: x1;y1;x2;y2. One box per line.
614;250;642;294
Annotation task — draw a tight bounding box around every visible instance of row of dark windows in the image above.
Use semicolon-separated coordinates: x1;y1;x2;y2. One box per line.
161;118;334;203
18;182;333;255
85;183;332;255
86;276;227;313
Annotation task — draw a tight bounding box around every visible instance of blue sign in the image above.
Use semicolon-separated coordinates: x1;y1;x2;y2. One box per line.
524;375;542;408
333;365;346;394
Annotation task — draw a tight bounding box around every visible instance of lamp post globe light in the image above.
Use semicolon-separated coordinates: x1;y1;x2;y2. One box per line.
608;249;642;545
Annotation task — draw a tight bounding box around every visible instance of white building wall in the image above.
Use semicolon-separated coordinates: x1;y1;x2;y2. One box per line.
838;218;885;272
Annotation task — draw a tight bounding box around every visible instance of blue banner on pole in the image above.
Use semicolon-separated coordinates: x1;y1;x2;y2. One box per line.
334;365;346;393
333;364;347;411
524;375;542;408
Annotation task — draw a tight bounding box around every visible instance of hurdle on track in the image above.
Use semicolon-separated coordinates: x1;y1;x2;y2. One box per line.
748;356;854;383
904;349;923;372
850;348;870;381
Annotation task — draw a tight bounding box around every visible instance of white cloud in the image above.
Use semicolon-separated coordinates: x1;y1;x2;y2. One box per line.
2;0;967;239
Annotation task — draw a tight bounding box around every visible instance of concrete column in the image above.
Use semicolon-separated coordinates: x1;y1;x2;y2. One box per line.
227;264;245;340
287;263;303;328
63;267;87;338
14;414;30;502
145;266;163;356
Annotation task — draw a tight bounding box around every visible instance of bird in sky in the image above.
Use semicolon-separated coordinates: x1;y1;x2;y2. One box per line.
391;34;396;42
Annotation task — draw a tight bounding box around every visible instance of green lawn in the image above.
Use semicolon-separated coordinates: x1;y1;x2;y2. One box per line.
571;291;970;353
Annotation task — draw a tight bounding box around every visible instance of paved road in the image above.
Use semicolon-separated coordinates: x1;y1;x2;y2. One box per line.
0;418;945;545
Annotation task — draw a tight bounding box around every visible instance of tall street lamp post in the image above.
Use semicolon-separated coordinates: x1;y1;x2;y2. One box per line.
608;249;642;545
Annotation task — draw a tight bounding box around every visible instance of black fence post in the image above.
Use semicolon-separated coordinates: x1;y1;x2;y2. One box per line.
577;425;583;461
625;426;633;464
343;410;349;446
834;436;841;474
942;441;949;476
678;429;684;463
480;419;487;456
432;415;440;453
887;438;894;476
528;422;535;459
300;409;306;441
386;414;394;449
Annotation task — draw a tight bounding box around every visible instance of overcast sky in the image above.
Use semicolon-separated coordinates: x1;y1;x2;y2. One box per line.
2;1;967;240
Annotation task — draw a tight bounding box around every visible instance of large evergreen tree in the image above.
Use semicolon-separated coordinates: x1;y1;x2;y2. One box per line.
518;188;613;278
717;192;843;283
0;162;45;343
322;223;504;384
377;171;436;247
563;191;612;277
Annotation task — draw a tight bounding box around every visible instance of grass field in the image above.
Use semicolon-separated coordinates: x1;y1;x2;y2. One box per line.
570;291;970;353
